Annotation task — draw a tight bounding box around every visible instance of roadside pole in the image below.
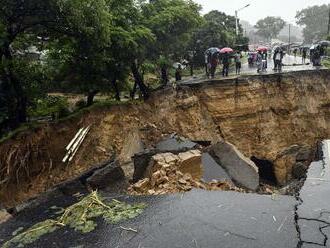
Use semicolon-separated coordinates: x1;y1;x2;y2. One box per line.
288;24;291;55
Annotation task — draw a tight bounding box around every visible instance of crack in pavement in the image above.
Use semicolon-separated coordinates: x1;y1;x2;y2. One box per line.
294;194;303;248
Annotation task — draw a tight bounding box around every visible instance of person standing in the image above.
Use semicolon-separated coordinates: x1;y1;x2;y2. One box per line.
222;52;230;77
262;51;267;71
302;49;307;64
210;53;218;78
293;48;298;58
205;53;210;78
235;51;242;75
256;51;263;73
274;50;283;72
175;64;182;82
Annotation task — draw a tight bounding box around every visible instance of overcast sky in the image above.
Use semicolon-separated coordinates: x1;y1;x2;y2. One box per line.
194;0;330;25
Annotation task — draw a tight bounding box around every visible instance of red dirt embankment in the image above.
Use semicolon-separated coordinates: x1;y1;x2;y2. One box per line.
1;70;330;207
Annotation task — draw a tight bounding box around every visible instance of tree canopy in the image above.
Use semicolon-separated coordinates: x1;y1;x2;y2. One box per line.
296;4;330;43
255;17;286;41
0;0;249;136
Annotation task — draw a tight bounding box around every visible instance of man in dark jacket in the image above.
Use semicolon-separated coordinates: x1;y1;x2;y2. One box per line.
222;52;230;77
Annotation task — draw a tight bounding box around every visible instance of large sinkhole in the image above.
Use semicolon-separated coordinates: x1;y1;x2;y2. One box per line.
0;70;329;208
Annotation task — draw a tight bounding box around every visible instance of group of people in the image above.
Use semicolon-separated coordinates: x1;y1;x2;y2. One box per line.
205;51;242;79
256;51;268;73
310;45;324;66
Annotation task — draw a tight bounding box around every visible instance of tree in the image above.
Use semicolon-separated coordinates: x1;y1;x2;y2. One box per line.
296;4;330;43
140;0;203;85
0;0;112;131
187;10;248;68
255;17;286;41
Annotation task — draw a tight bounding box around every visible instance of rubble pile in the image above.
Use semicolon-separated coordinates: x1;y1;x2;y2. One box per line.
128;150;243;195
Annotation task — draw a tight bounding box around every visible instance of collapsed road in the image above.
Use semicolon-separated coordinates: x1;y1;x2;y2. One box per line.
1;69;330;247
0;140;330;247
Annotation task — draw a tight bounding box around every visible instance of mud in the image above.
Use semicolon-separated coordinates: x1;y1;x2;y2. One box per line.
0;70;330;207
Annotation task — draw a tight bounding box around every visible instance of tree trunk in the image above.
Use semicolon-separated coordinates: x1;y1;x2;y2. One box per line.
111;74;120;101
1;41;27;127
86;90;99;106
131;62;149;100
161;66;168;86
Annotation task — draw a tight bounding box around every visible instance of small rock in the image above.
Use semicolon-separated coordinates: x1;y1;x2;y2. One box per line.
0;209;12;224
133;178;150;191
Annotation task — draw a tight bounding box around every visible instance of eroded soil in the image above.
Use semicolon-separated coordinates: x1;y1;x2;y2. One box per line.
0;70;329;207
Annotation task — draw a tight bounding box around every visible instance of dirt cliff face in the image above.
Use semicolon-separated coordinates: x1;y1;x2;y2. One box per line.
0;70;329;206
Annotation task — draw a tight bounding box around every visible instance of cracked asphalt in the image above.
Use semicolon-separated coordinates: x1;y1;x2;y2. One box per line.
1;142;330;247
296;140;330;247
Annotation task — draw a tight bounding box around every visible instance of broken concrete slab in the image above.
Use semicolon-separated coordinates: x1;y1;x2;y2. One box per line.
132;146;201;183
156;135;197;152
132;149;159;183
202;153;232;183
118;130;144;163
209;141;259;190
177;150;202;179
86;160;125;189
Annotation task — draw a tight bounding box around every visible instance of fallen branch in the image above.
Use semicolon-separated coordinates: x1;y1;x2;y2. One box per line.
119;226;138;233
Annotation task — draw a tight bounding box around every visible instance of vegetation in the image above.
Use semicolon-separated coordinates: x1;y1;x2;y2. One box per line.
0;0;248;138
296;4;330;43
2;191;146;248
254;17;286;41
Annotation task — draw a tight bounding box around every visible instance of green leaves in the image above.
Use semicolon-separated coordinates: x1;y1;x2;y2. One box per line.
255;17;286;41
296;4;330;42
3;191;146;248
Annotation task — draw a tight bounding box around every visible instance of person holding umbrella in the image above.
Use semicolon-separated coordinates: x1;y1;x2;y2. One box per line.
220;47;233;77
256;50;263;73
302;48;307;64
210;53;219;78
234;51;242;75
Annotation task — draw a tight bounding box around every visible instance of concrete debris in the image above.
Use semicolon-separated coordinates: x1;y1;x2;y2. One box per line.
132;139;200;184
156;134;198;152
118;130;145;164
119;130;145;179
132;149;159;183
86;160;125;190
209;141;259;191
129;151;242;195
202;153;233;183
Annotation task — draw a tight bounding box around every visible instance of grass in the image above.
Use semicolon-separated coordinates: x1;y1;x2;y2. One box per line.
323;58;330;69
0;123;40;144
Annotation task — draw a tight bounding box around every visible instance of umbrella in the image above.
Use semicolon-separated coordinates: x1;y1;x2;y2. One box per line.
318;40;330;46
219;47;233;54
257;46;268;52
205;47;221;55
310;44;320;50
